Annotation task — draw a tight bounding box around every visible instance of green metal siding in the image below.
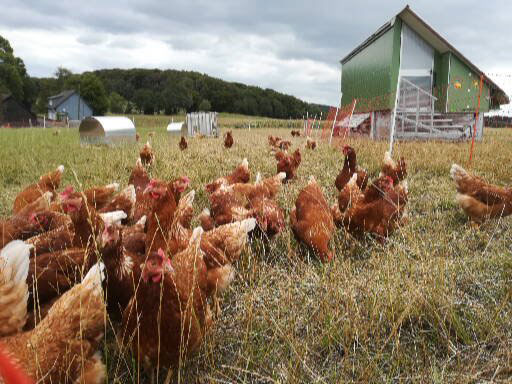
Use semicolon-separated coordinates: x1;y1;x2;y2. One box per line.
447;55;490;113
341;21;401;112
433;52;450;112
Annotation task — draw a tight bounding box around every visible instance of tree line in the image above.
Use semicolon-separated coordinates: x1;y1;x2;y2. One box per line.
1;35;329;119
34;68;329;118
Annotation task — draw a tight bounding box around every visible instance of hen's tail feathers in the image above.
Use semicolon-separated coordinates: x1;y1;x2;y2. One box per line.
255;172;262;184
0;240;31;284
82;262;106;290
347;173;358;187
57;165;65;174
400;180;409;194
276;172;287;182
450;163;468;183
75;352;106;384
39;192;53;208
240;218;257;234
211;264;235;293
121;185;136;204
106;182;120;192
179;190;196;208
99;211;127;226
189;226;204;249
200;208;210;216
308;175;317;184
135;215;147;226
241;158;249;170
383;151;394;167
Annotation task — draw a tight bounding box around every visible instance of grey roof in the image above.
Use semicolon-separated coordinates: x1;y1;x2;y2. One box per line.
48;90;76;109
340;5;508;101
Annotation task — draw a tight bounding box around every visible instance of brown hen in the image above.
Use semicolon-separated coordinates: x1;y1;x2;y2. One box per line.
290;176;335;262
450;164;512;223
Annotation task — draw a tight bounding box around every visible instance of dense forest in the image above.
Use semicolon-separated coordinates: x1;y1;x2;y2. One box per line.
33;68;329;118
1;34;329;119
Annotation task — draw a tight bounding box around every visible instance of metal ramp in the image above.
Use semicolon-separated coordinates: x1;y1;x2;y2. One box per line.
393;78;470;140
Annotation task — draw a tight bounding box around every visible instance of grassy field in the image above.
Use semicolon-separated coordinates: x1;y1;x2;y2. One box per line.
0;125;511;383
115;113;304;130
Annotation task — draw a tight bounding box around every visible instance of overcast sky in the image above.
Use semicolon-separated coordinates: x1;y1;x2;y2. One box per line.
1;0;511;108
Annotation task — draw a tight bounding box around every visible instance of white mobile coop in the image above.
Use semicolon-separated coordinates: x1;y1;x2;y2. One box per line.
79;116;136;145
166;121;186;136
185;112;220;137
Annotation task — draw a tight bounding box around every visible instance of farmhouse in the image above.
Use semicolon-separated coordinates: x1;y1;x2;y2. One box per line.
47;90;92;121
340;5;509;141
0;93;36;127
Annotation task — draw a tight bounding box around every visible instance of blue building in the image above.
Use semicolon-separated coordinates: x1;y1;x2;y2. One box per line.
47;90;93;121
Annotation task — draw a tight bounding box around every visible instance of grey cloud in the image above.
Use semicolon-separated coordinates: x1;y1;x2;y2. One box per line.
76;34;105;46
1;0;511;105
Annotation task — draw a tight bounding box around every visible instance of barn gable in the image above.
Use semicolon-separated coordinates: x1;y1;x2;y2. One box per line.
339;5;508;141
48;90;93;120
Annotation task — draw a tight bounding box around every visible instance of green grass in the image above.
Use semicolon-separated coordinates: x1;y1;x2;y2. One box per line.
110;113;304;130
1;125;512;383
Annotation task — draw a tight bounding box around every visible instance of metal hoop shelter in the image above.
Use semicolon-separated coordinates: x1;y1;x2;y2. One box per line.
79;116;136;145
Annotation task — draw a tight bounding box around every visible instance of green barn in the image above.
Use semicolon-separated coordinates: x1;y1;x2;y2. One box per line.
340;5;509;141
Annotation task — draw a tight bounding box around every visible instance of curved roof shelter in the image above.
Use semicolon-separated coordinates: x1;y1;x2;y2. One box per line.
166;121;186;136
79;116;136;145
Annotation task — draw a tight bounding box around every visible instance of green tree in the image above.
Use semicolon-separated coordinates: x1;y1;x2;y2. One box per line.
162;79;193;114
133;89;156;114
198;99;211;111
0;35;36;109
80;73;109;115
55;67;72;90
109;91;127;113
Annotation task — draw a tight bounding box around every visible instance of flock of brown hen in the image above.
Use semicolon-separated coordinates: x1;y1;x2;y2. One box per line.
0;129;510;383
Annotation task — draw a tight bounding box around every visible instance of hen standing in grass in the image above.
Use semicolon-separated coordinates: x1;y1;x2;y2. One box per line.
290;176;335;262
450;164;512;223
122;228;212;377
129;159;151;223
205;158;250;194
379;151;407;186
13;165;64;214
224;130;234;148
139;141;154;166
306;138;317;150
57;183;119;212
227;172;286;239
335;145;368;192
144;177;190;255
276;149;301;182
179;136;188;150
168;191;256;313
340;176;408;241
1;193;53;248
331;173;364;223
99;221;144;316
25;211;74;255
0;263;107;384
